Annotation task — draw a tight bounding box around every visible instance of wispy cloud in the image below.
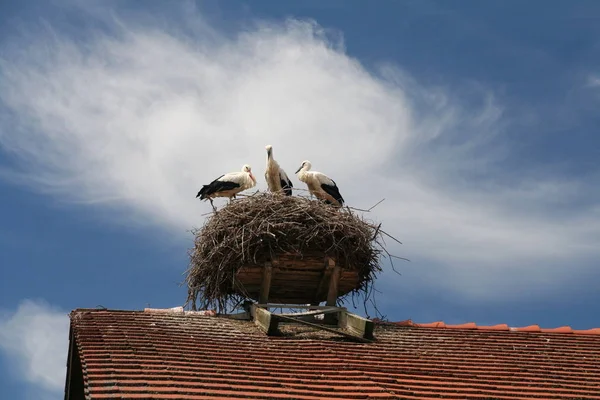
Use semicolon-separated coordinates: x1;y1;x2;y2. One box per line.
0;299;69;399
0;5;598;301
589;75;600;87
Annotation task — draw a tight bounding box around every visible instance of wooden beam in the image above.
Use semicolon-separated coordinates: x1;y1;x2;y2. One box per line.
281;307;345;323
259;262;273;305
252;305;279;335
315;257;335;303
220;312;251;320
279;308;345;318
340;312;375;340
256;304;343;310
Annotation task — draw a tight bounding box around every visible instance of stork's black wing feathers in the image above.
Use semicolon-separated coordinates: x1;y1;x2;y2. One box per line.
321;179;344;206
280;177;293;196
196;175;240;199
278;169;293;196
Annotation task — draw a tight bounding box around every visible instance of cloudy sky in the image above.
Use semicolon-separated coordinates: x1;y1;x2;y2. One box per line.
1;0;600;398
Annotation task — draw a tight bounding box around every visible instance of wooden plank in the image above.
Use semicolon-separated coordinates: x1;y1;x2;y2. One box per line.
259;262;273;305
340;312;375;340
272;276;321;283
236;254;364;304
252;305;279;335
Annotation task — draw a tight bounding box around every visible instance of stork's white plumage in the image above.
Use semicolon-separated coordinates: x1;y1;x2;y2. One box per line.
295;160;345;207
264;145;293;196
196;164;256;210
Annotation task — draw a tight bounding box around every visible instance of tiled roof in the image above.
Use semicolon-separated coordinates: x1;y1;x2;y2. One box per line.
65;308;600;400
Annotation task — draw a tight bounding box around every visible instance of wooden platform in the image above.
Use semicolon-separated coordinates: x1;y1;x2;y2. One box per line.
250;304;374;343
233;254;360;304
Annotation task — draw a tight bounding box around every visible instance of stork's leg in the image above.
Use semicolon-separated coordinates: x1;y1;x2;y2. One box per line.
209;198;217;212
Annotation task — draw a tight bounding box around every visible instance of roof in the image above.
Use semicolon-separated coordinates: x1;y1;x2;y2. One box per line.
65;308;600;400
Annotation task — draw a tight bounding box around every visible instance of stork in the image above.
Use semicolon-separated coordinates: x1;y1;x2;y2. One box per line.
196;164;256;211
264;145;293;196
295;160;344;207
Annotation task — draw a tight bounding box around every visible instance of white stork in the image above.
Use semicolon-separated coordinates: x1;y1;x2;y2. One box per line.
196;164;256;210
264;145;293;196
295;160;345;207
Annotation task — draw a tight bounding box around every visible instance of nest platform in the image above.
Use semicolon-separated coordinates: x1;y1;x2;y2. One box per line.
234;253;358;305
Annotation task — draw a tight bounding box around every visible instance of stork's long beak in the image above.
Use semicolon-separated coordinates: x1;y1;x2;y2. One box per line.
295;165;303;174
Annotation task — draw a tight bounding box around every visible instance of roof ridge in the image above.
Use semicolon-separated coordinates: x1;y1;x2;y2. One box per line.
69;307;217;318
143;306;217;316
378;319;600;336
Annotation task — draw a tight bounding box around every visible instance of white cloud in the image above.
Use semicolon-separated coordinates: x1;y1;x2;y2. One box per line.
0;7;598;301
588;75;600;87
0;300;69;398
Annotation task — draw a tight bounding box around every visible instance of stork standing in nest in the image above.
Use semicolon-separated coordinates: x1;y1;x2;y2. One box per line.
196;164;256;211
295;160;345;207
264;145;293;196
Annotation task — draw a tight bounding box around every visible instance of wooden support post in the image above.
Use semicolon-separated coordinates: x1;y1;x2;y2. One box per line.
259;262;273;307
325;259;341;324
252;305;279;336
316;257;335;304
326;261;341;307
339;312;375;340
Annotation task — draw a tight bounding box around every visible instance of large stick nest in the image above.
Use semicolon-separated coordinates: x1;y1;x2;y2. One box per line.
185;192;395;313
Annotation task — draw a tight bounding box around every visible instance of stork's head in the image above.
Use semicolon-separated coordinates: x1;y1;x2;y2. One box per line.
243;164;256;183
295;160;311;174
265;145;273;158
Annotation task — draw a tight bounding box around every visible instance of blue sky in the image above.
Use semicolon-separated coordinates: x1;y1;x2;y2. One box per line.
1;0;600;398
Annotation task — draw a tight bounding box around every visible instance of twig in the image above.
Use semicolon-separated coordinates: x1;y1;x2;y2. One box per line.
381;230;403;245
346;206;372;213
372;223;382;241
368;198;386;211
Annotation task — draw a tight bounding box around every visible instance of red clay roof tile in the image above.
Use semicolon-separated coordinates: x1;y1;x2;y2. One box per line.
66;309;600;399
445;322;477;329
476;323;509;330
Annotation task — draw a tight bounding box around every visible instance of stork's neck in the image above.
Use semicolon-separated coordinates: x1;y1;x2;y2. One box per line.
267;157;278;169
296;168;309;182
248;171;257;187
